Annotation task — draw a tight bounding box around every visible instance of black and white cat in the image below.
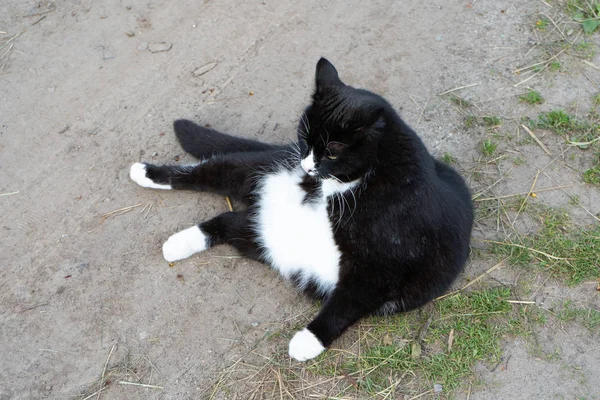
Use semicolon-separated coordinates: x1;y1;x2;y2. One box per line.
129;58;474;361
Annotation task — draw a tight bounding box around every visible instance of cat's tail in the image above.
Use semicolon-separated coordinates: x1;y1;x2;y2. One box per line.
173;119;279;159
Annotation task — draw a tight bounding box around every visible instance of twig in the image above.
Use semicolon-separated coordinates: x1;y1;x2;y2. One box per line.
0;29;26;53
82;387;107;400
101;203;142;219
507;300;536;304
521;124;552;155
438;82;480;96
98;344;116;400
118;381;163;389
474;184;572;201
567;136;600;147
417;96;430;126
435;259;507;300
541;13;566;40
583;60;600;72
225;196;233;212
511;169;539;229
514;48;566;74
20;302;48;312
0;190;19;197
31;15;47;25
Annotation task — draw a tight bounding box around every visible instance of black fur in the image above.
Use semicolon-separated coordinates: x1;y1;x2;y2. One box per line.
135;58;473;351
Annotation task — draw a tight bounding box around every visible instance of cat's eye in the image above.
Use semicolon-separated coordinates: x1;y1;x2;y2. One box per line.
325;141;346;161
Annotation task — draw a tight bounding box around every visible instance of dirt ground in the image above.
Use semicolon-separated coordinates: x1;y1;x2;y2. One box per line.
1;0;599;399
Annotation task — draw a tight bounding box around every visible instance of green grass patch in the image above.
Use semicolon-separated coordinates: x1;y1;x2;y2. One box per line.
574;40;597;59
582;152;600;184
513;156;526;165
548;61;562;72
490;205;600;285
583;166;600;184
450;95;473;108
308;287;522;396
481;139;498;156
465;115;477;128
556;300;600;330
535;17;549;30
483;116;502;127
520;90;544;105
442;152;457;165
568;0;600;34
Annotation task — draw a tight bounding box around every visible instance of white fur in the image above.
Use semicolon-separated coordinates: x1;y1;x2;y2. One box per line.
255;168;360;295
130;163;172;190
300;150;316;176
256;168;340;293
321;177;361;197
162;226;207;262
289;328;325;361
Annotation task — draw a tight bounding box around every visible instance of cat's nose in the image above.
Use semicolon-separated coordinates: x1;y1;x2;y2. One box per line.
301;153;317;175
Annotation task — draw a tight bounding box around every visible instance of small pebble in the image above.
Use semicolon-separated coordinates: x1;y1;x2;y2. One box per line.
148;42;173;53
45;385;52;391
137;42;148;51
251;322;259;327
434;383;443;393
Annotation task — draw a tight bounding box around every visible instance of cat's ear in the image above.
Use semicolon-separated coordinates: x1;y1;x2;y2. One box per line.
315;58;344;88
356;107;385;135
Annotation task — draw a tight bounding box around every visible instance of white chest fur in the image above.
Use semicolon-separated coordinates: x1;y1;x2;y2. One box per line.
254;169;359;294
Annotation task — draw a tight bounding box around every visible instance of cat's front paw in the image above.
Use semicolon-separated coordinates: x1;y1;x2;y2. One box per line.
162;226;208;262
129;163;172;190
289;328;325;361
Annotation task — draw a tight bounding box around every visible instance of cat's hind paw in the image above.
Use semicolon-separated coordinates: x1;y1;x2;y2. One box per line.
289;328;325;361
162;226;208;262
130;163;172;190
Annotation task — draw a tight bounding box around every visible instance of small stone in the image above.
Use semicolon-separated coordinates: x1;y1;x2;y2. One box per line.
251;322;259;327
137;42;148;51
45;385;52;391
192;61;218;77
435;34;444;41
148;42;173;53
434;383;443;393
125;31;135;37
152;151;158;157
566;29;574;36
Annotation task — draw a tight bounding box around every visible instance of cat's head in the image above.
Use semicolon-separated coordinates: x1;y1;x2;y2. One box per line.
298;58;387;182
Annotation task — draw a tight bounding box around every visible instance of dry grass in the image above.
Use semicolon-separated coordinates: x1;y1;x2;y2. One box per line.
75;345;164;400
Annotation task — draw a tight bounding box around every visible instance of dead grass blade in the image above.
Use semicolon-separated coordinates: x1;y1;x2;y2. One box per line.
101;203;142;219
438;82;480;96
482;240;569;261
521;124;552;155
511;169;540;229
436;259;507;300
474;185;572;201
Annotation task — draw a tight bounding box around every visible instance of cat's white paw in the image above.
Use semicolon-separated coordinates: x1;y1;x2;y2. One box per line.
162;226;208;262
130;163;172;190
289;328;325;361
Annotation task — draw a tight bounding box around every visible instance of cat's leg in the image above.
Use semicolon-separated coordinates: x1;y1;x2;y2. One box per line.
130;149;290;202
174;119;280;159
288;284;382;361
162;211;262;262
